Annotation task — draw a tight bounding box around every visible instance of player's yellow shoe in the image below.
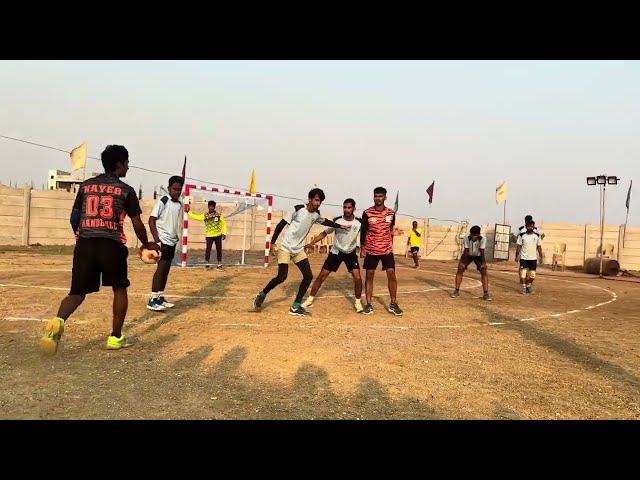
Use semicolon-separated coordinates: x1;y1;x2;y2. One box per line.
106;334;135;350
39;317;65;356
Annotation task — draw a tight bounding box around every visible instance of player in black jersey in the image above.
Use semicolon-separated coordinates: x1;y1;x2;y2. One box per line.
40;145;159;356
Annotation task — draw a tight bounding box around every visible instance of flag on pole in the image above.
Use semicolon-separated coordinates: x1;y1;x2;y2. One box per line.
313;178;318;188
626;180;632;211
249;169;256;194
181;156;187;181
70;143;87;172
393;191;399;213
496;180;508;205
426;181;435;205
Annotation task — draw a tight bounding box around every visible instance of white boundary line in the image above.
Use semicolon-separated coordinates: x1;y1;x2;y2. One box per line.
4;317;48;322
0;268;618;330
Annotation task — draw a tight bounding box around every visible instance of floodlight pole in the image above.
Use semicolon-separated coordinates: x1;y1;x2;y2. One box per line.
599;181;606;278
587;174;618;278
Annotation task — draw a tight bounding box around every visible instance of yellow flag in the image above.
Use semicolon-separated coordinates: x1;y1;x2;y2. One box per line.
249;169;256;194
313;178;318;187
495;180;508;205
70;143;87;172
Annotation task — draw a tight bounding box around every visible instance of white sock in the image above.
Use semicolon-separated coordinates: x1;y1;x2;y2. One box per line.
355;298;362;304
151;292;160;299
307;295;315;302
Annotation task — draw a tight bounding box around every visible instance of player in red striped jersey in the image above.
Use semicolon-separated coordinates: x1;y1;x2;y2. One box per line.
360;187;404;316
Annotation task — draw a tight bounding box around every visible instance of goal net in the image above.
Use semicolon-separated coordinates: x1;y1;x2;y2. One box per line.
179;184;273;268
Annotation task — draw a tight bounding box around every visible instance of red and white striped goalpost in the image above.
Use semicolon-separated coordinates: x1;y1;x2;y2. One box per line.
181;184;274;268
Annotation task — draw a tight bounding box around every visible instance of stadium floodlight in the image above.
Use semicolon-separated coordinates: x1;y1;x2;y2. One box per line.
597;175;607;185
586;177;597;185
607;176;619;185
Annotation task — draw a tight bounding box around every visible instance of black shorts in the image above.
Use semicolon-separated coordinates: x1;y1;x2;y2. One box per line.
363;253;396;271
160;243;177;261
410;247;419;254
519;259;537;271
322;251;360;273
461;256;484;271
70;237;130;295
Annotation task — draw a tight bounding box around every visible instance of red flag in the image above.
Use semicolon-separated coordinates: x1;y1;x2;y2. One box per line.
426;181;435;205
181;155;187;180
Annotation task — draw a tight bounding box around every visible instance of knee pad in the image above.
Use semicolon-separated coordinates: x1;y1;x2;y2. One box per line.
528;271;536;280
519;268;528;279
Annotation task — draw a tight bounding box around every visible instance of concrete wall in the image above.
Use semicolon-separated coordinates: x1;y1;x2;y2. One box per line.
0;185;26;246
0;185;287;252
1;185;639;271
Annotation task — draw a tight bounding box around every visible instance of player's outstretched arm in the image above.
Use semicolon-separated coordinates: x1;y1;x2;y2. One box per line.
187;208;205;221
305;232;327;249
271;219;287;246
321;219;349;230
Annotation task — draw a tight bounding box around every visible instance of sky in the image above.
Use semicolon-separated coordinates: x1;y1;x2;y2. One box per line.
0;60;638;226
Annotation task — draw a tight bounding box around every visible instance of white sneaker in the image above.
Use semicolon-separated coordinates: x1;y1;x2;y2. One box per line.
354;299;364;313
158;296;174;308
301;297;314;308
146;298;167;311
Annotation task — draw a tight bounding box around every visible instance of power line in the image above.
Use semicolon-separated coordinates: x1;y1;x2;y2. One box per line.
0;133;462;223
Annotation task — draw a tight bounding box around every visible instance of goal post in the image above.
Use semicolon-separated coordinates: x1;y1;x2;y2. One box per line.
181;184;274;268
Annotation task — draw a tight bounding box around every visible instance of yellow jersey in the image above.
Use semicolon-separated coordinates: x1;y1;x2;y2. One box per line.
409;228;422;248
188;210;227;237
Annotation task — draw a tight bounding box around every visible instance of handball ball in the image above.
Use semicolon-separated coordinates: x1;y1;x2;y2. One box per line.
140;243;161;264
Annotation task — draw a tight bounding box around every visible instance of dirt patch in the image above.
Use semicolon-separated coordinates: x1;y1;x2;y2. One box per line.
1;253;639;419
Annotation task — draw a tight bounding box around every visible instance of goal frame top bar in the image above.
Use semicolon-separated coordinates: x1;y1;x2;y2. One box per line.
184;184;273;202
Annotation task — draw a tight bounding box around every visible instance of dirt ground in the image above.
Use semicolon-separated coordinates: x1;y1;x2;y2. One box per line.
1;246;639;420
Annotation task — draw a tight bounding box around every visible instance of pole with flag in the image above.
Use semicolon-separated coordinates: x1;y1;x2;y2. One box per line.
426;181;435;206
624;180;632;247
70;142;87;181
393;191;399;213
243;169;257;266
496;180;508;224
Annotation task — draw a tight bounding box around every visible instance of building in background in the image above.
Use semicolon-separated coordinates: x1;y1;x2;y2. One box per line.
47;170;99;192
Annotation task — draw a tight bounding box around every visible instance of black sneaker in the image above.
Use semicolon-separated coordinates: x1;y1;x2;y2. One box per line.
482;292;493;301
216;264;225;272
388;303;404;316
288;306;311;317
362;303;374;315
451;289;460;298
253;292;266;310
